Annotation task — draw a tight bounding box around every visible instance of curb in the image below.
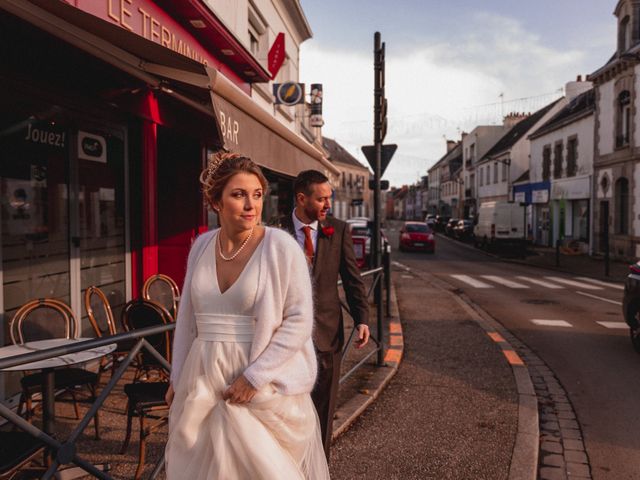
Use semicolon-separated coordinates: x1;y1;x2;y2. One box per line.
393;260;539;480
332;281;404;441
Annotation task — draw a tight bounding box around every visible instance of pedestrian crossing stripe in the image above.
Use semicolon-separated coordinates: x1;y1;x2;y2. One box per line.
596;321;628;329
576;277;625;291
480;275;529;289
450;274;492;288
515;276;564;289
544;277;602;290
531;319;573;327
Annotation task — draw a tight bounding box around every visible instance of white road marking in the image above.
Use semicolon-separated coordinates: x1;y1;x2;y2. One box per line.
544;276;603;290
596;321;628;329
576;291;623;306
392;261;411;272
531;319;573;327
575;277;625;291
450;275;493;288
481;275;529;289
515;276;564;289
401;275;413;279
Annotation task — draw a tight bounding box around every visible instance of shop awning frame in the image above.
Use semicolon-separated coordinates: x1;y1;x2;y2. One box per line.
0;0;338;178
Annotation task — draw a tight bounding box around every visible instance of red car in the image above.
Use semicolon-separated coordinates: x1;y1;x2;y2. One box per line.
399;222;435;253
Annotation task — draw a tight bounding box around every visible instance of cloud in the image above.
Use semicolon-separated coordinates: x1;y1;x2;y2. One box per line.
300;12;592;188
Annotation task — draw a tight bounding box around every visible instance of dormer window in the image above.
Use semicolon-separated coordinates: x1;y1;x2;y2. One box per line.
619;15;631;53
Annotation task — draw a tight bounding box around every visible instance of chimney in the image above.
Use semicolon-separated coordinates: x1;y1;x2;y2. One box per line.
565;77;593;101
503;112;529;129
446;140;457;152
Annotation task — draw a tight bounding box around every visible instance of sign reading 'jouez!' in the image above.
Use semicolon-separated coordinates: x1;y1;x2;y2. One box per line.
68;0;214;66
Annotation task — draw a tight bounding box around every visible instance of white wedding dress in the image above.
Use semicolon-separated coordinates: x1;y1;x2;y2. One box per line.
165;236;330;479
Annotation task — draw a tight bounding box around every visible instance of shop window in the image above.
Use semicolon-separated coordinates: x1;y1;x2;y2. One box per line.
566;137;578;177
553;142;563;179
616;90;631;148
542;145;551;180
615;177;629;234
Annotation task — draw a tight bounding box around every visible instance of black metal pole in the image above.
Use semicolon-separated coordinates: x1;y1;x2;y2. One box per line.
384;243;391;318
604;207;610;277
556;238;560;267
374;32;385;366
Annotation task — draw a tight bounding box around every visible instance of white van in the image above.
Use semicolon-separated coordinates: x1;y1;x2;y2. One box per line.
474;201;525;248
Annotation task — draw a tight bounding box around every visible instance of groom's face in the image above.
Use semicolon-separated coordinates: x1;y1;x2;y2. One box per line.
299;182;332;222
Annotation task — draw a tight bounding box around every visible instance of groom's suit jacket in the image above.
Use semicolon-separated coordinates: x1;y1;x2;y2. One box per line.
280;215;369;353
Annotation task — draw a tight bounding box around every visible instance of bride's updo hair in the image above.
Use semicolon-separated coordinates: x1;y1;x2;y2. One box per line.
200;151;268;209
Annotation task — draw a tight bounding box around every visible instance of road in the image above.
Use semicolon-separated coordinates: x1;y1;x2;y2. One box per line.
384;221;636;480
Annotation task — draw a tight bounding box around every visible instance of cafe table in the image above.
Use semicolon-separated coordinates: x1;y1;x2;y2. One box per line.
0;338;115;438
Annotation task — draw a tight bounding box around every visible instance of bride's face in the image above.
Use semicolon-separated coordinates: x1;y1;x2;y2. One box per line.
215;172;263;232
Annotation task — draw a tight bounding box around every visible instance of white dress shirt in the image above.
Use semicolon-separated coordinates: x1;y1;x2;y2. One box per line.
291;211;318;253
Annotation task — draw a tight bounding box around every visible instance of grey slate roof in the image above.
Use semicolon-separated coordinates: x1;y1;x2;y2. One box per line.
322;137;369;170
529;89;595;139
482;99;562;161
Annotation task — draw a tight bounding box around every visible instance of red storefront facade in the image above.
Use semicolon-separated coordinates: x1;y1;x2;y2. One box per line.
0;0;335;401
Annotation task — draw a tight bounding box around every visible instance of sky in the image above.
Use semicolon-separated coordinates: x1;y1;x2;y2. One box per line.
299;1;617;188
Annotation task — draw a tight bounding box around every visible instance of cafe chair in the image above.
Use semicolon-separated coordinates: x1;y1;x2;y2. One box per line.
0;431;45;480
142;274;180;320
120;299;172;479
9;298;101;439
85;286;139;379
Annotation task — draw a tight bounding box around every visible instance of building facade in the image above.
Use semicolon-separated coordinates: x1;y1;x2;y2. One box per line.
322;137;372;220
589;0;640;260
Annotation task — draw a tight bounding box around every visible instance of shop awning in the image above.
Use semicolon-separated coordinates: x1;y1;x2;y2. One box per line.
0;0;338;179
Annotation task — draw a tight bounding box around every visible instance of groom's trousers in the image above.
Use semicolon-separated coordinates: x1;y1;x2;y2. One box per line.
311;349;342;459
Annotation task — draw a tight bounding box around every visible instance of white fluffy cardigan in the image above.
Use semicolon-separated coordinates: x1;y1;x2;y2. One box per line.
170;227;318;395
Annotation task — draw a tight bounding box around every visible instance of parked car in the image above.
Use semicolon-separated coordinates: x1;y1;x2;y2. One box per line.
453;219;474;241
434;215;450;233
424;214;437;229
348;220;389;268
398;222;435;253
623;260;640;352
445;218;459;237
473;201;525;248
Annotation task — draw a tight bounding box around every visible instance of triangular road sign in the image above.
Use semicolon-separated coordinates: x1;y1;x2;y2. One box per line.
361;144;397;176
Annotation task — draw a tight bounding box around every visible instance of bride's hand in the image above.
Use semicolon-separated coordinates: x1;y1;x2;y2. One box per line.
165;384;175;407
222;375;257;404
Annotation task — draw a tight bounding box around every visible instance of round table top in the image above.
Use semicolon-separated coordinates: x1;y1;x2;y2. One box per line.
0;338;116;372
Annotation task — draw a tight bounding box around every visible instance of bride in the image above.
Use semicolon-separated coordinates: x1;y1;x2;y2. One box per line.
165;152;329;479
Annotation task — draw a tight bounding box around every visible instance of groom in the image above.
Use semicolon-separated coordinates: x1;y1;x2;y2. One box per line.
280;169;370;457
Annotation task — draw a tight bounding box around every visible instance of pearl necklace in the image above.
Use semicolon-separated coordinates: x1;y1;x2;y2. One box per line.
218;227;254;261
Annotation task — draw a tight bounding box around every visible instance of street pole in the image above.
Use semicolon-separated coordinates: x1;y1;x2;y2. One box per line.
374;32;384;366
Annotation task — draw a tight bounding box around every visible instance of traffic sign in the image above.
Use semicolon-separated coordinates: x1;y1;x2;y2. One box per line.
361;144;397;176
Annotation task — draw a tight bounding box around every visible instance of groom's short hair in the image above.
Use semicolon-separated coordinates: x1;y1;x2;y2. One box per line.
294;170;330;196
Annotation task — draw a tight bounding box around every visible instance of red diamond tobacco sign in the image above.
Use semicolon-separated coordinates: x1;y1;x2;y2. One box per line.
268;33;285;79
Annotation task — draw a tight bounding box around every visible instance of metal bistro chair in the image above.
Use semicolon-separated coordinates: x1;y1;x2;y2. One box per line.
85;286;139;379
9;298;101;439
120;299;172;480
0;431;45;480
142;274;180;320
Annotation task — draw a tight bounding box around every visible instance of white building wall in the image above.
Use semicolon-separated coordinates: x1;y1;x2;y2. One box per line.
530;114;595;182
598;81;615;155
205;0;306;132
